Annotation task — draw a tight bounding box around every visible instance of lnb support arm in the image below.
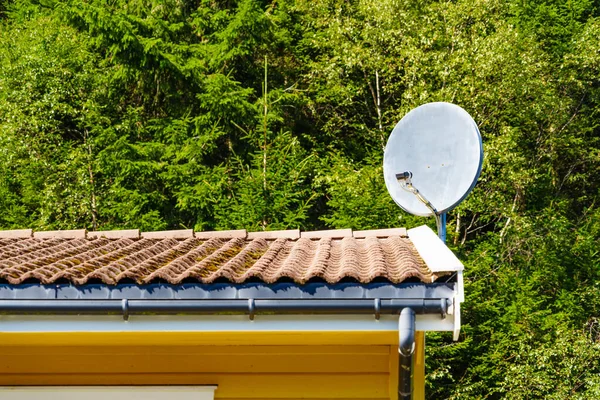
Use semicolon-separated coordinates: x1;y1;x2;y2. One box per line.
396;171;446;241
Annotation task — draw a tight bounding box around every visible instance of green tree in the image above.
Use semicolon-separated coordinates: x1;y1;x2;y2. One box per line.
1;0;599;398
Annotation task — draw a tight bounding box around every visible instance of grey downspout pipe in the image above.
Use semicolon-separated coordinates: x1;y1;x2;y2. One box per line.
398;307;416;400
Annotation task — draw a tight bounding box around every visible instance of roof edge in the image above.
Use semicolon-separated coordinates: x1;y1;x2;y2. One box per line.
0;227;410;240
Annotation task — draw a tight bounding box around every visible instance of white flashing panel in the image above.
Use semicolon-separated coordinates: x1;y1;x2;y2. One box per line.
0;386;217;400
407;225;464;273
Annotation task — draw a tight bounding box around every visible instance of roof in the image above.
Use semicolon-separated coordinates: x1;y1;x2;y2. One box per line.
0;227;449;286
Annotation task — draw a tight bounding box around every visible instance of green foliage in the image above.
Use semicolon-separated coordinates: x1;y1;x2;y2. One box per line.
316;155;423;230
1;0;599;398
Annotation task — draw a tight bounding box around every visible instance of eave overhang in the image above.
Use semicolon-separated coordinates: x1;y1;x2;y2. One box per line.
0;282;460;336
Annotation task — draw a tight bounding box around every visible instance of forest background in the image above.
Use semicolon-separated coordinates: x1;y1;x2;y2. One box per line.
0;0;599;398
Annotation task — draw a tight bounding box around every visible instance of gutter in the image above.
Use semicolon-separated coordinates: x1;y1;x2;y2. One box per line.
0;298;449;320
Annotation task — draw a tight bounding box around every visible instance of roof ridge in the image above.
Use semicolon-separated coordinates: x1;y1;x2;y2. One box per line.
0;229;33;239
33;229;86;239
0;227;409;240
88;229;140;239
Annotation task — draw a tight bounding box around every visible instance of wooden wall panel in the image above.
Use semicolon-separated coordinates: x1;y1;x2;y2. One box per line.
0;373;389;399
0;345;390;374
0;344;393;399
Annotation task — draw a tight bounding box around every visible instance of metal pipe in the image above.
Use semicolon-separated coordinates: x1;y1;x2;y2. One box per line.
399;307;416;400
0;298;449;318
439;212;447;242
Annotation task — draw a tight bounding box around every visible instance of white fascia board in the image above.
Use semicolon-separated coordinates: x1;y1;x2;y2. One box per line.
408;225;464;273
0;314;455;333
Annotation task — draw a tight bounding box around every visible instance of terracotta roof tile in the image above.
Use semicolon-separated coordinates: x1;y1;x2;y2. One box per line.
195;229;247;239
247;229;300;239
33;229;86;239
0;228;442;285
141;229;194;239
88;229;140;239
300;229;352;239
0;229;33;239
353;228;407;238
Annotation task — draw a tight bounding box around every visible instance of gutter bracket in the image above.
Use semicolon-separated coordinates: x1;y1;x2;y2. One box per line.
121;299;129;321
374;298;381;320
441;298;447;319
248;299;255;321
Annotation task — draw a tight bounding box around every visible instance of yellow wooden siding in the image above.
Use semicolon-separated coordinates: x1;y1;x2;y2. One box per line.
0;330;398;346
413;331;426;400
388;344;399;400
0;344;388;399
0;331;427;399
0;374;390;399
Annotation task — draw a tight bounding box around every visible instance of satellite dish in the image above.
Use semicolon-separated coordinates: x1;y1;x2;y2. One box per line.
383;102;482;236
